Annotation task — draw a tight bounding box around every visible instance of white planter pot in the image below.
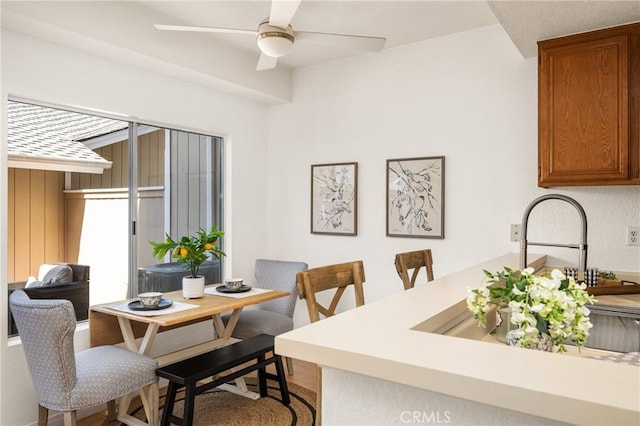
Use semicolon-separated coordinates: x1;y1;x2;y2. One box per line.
182;275;205;299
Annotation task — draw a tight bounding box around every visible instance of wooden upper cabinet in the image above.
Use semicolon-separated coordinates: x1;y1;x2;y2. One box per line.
538;23;640;187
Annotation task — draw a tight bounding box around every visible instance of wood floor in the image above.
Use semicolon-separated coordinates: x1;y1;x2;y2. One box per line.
77;357;317;425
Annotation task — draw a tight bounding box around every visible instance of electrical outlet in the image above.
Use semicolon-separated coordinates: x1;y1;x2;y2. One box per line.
627;226;640;246
510;224;521;242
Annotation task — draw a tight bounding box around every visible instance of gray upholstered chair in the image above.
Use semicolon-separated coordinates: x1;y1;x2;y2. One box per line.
222;259;308;374
9;290;159;426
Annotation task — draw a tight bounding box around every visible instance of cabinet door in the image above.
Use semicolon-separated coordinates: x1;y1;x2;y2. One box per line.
538;32;637;187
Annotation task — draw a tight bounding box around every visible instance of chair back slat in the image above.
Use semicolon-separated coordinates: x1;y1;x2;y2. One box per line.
327;286;347;316
395;249;434;290
296;261;365;323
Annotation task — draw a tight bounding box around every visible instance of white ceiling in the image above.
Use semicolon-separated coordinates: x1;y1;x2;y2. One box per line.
2;1;640;103
140;0;500;69
489;0;640;58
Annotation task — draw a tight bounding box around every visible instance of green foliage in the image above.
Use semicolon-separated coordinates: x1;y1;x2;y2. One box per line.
482;267;531;308
468;267;595;352
598;271;616;280
149;226;226;278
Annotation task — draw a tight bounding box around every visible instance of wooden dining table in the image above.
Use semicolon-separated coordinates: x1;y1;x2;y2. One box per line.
90;284;288;363
89;284;289;419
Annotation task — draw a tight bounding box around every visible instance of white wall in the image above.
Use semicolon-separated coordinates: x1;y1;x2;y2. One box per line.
266;24;640;328
1;29;269;425
2;21;640;426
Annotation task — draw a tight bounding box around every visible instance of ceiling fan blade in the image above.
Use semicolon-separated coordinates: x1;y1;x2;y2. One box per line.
268;0;302;29
154;24;255;35
256;53;278;71
296;31;386;52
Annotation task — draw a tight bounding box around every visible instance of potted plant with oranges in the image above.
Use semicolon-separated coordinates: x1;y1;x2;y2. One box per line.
150;226;225;298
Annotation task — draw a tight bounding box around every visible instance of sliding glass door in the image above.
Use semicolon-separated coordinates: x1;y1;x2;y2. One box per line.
6;99;224;334
134;128;224;297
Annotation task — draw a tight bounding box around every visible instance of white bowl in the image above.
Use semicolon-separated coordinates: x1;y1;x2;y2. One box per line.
224;278;243;289
138;292;163;308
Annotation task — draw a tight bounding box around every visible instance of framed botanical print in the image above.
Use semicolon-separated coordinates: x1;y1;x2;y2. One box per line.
311;162;358;235
386;156;445;238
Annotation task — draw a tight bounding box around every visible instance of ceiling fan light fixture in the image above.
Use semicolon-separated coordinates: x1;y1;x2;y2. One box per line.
256;22;294;57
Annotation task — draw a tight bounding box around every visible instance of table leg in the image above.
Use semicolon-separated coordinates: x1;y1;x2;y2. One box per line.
211;309;261;400
212;308;240;339
116;309;260;409
115;317;161;425
117;317;160;355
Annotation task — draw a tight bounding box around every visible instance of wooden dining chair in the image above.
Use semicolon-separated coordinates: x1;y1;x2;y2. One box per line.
394;249;434;290
295;260;366;426
295;260;366;323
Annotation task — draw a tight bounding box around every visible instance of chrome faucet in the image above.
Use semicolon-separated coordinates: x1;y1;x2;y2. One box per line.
520;194;588;272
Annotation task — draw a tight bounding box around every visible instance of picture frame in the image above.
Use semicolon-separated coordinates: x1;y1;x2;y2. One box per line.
311;162;358;236
386;156;445;239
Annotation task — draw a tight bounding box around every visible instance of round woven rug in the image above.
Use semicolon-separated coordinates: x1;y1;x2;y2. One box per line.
125;379;316;426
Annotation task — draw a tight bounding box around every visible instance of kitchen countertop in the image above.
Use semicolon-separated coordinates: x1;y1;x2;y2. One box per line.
276;253;640;425
592;293;640;310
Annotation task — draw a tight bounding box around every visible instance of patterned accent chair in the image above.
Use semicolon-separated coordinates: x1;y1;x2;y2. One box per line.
222;259;308;374
9;290;159;426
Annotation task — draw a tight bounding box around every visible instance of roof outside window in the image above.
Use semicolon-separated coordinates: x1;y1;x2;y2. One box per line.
7;101;128;174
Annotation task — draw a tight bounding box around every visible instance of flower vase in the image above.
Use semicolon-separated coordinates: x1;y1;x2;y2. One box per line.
182;275;205;299
494;307;513;343
505;330;554;352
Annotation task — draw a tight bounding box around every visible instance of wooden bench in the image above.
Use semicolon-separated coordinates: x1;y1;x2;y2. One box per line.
155;334;290;426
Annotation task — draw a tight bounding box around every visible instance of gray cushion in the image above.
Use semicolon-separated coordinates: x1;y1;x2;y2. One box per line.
72;346;158;409
25;280;45;288
223;310;293;339
41;265;73;287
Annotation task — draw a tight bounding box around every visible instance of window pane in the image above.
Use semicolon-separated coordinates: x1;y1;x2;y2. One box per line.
136;130;223;296
68;131;131;305
7;100;127;335
6;100;224;336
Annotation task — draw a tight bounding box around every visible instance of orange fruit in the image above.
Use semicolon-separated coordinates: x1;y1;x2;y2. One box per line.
204;243;214;250
173;247;181;256
180;247;189;257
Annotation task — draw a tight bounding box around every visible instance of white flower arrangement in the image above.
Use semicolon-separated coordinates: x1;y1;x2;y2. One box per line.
467;267;595;352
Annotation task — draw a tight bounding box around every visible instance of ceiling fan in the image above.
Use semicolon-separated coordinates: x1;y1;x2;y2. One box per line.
154;0;386;71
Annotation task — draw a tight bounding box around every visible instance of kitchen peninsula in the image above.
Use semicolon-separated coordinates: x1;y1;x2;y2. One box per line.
276;253;640;425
